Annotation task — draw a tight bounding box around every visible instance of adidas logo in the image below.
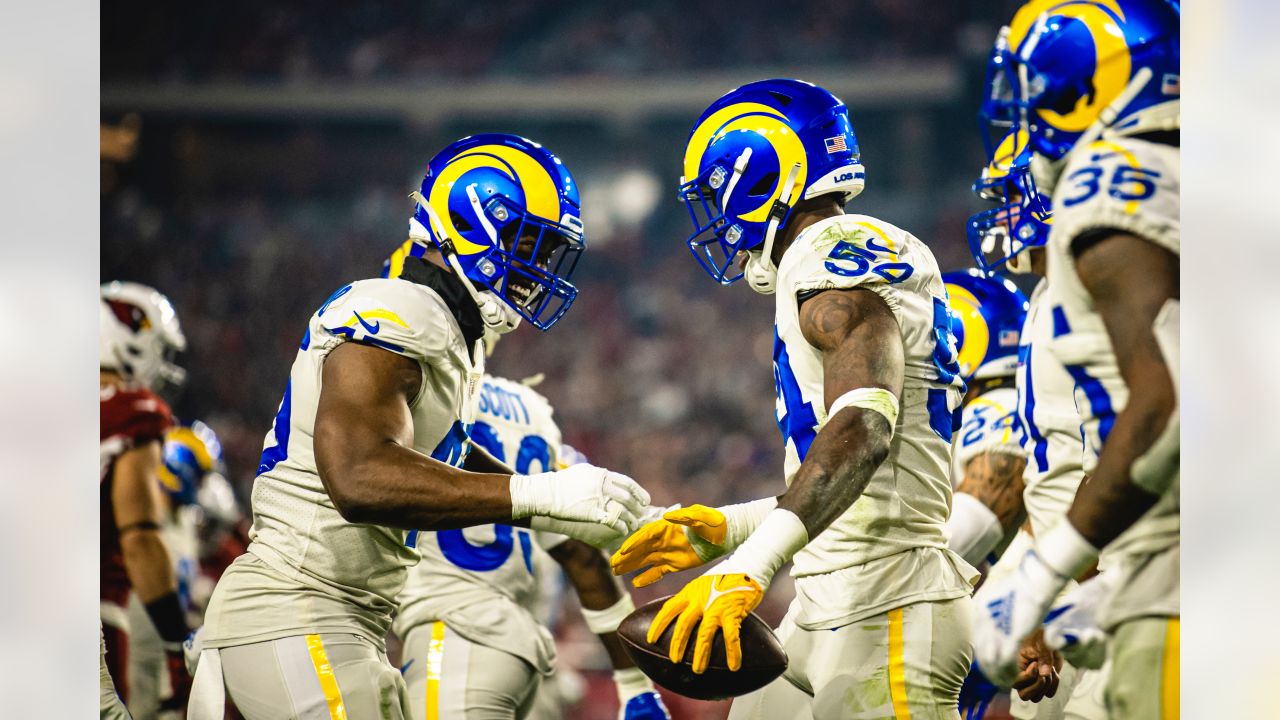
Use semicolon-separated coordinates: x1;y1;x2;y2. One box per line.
986;592;1015;635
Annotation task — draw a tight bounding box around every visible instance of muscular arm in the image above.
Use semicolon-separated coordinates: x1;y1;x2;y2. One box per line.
114;441;177;603
463;443;515;475
779;288;904;538
549;539;635;669
314;341;514;530
1065;233;1178;548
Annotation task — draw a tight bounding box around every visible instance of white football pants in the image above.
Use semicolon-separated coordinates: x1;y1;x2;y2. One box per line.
400;620;541;720
728;596;972;720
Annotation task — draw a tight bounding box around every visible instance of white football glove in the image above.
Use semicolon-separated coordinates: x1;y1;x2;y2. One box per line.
971;548;1071;686
511;464;650;539
1043;572;1117;670
972;520;1098;686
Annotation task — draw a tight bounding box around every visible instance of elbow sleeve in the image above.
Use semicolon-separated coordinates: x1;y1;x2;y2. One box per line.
947;492;1004;567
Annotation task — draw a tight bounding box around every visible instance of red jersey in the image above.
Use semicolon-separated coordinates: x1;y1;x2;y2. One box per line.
100;384;173;606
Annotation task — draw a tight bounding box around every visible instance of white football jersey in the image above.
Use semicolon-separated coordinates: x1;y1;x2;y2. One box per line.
951;386;1024;487
1044;134;1180;628
772;214;977;629
203;276;481;649
393;374;564;674
1017;279;1088;539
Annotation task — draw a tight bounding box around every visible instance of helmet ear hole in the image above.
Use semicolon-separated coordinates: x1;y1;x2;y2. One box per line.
450;212;473;232
748;173;778;197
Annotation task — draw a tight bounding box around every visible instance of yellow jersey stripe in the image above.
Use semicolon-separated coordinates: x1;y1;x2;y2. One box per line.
1092;140;1144;215
425;621;446;720
1161;618;1180;720
855;221;898;256
887;607;912;719
304;634;347;720
344;308;411;329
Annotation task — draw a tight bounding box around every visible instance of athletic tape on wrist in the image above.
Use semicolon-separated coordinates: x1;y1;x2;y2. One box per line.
827;387;899;436
1038;520;1100;581
715;508;809;587
581;593;636;635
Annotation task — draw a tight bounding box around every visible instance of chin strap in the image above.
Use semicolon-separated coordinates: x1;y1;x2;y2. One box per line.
411;190;522;334
744;162;802;295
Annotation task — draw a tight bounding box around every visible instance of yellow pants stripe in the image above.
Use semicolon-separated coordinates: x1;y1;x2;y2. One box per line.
887;607;912;719
1161;618;1180;720
425;621;446;720
304;634;347;720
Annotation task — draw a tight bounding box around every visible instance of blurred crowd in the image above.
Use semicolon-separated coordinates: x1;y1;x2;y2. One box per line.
104;0;1005;82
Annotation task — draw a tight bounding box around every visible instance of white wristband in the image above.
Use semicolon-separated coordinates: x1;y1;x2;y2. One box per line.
508;473;541;519
947;492;1004;567
613;667;655;701
1037;520;1100;581
713;508;809;587
580;593;635;635
828;387;899;437
685;496;779;564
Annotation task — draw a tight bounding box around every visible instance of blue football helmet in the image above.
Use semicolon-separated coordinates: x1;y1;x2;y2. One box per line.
158;420;224;506
678;79;866;293
966;129;1054;277
979;0;1180;163
409;134;585;332
943;270;1029;383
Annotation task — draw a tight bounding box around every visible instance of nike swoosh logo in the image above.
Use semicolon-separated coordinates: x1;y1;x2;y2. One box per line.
353;311;380;334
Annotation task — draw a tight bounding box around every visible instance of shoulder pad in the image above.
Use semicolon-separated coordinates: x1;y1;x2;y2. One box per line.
101;386;173;443
315;279;461;364
1051;137;1179;256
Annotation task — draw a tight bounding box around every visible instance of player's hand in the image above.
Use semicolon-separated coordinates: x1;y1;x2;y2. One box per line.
511;464;650;536
1043;572;1115;670
971;547;1070;686
621;691;671;720
647;572;764;674
611;504;728;587
1012;629;1062;702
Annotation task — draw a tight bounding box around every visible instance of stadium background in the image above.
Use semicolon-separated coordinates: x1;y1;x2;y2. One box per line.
102;2;1024;717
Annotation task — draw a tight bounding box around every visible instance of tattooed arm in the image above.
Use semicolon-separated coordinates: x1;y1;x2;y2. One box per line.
947;451;1028;567
957;452;1028;536
776;288;905;539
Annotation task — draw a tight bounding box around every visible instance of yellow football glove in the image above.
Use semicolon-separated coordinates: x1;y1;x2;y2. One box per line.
646;573;764;674
610;505;728;587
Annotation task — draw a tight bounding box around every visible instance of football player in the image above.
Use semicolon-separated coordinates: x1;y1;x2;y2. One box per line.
964;132;1110;720
967;4;1181;718
190;135;651;720
942;270;1065;713
942;270;1029;569
382;246;670;720
100;281;194;716
612;79;977;718
127;421;222;719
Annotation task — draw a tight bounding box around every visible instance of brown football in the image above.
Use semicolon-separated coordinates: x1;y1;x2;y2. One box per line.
617;595;788;701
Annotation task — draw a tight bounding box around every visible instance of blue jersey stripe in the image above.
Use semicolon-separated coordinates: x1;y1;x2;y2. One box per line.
1065;365;1117;444
257;380;293;475
1019;344;1050;473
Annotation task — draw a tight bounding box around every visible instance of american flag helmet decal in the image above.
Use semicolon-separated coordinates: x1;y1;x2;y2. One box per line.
824;135;848;154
